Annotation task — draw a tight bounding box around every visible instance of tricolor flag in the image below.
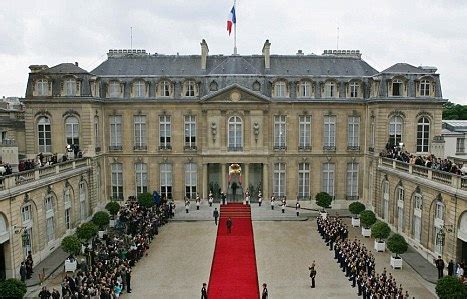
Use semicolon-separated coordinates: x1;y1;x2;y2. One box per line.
227;5;236;35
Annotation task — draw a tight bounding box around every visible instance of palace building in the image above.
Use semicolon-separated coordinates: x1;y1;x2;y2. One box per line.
0;39;466;280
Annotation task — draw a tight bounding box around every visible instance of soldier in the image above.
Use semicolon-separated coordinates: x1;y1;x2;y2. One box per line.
270;196;275;210
208;191;214;207
185;198;190;213
281;202;285;213
309;263;317;288
196;193;201;210
258;190;263;206
201;282;208;299
295;200;301;216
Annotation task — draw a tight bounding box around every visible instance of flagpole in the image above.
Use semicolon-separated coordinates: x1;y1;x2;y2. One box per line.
234;0;237;55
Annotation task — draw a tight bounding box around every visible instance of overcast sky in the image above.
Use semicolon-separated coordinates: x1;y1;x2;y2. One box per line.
1;0;466;103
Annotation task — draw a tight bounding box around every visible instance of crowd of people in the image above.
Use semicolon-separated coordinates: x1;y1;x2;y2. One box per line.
317;216;411;298
38;198;173;299
380;143;465;175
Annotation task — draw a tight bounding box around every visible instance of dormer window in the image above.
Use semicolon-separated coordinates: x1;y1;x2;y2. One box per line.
64;79;77;96
349;82;360;98
132;80;146;98
324;81;337;98
298;81;312;98
419;80;431;97
273;80;287;97
184;80;197;97
391;79;403;96
109;81;122;98
36;79;49;96
158;80;173;97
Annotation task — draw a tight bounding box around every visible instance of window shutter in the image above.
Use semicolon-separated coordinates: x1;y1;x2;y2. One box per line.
76;81;80;96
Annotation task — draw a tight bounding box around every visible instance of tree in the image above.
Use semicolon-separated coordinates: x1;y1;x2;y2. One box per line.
348;202;365;218
0;278;27;298
387;233;408;258
435;276;467;299
92;211;110;230
443;101;467;120
105;201;120;217
61;235;81;256
360;210;376;229
137;192;154;208
315;192;332;211
76;222;98;241
371;221;391;241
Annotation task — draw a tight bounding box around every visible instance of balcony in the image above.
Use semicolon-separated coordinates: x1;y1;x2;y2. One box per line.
184;145;197;151
273;145;287;151
228;146;243;152
108;145;123;151
1;139;16;147
379;157;467;191
323;145;336;151
133;145;148;151
347;145;360;151
159;144;172;151
346;195;359;200
298;145;312;151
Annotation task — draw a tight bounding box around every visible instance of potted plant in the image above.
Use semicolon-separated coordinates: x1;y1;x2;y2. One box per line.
105;201;120;227
387;233;408;269
315;192;332;219
137;192;155;209
348;202;365;227
0;278;27;298
371;220;391;252
360;210;376;237
435;276;467;299
61;235;80;272
76;222;98;243
92;211;110;238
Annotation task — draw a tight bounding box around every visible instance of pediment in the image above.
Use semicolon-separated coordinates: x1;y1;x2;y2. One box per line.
199;84;271;104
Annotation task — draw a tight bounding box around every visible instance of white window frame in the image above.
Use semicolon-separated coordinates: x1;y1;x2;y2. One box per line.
37;79;49;96
298;162;310;199
161;80;171;97
159;115;172;148
38;116;52;153
21;204;32;224
185;163;197;199
134;115;147;148
184;115;196;148
94;116;100;149
416;117;430;153
298;81;311;98
347;116;360;148
45;194;54;242
397;186;405;232
228;116;243;151
135;162;148;195
323;115;336;148
133;80;146;98
413;193;422;242
273;162;286;197
299;115;311;149
185;81;196;97
420;80;431;97
64;79;77;96
109;115;122;148
79;181;87;220
65;116;80;146
322;163;335;197
392;79;403;96
274;115;287;148
111;163;123;200
274;81;286;97
389;115;403;146
349;82;360;98
383;180;389;220
346;162;358;199
457;138;465;154
370;117;376;149
324;81;337;98
160;163;173;199
109;81;121;98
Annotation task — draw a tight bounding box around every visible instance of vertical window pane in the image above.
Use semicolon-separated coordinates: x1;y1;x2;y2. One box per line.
322;163;335;197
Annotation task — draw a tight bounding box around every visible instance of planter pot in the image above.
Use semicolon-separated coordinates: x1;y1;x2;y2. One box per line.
351;217;360;227
98;230;105;239
109;219;115;228
374;240;386;252
390;256;403;269
64;259;77;272
320;212;327;219
361;227;371;237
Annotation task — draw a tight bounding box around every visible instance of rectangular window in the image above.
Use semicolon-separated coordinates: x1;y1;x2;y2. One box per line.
94;117;100;150
185;163;197;199
162;81;171;97
184;115;196;149
347;116;360;149
324;82;336;98
109;115;122;150
275;82;286;97
65;80;76;96
298;163;310;199
299;115;311;149
65;208;71;229
79;181;87;220
46;217;54;242
109;82;121;98
134;81;145;97
274;115;287;149
350;82;359;98
135;163;148;195
435;203;444;220
21;205;31;223
65;118;79;146
370;118;375;150
160;163;173;199
111;163;123;200
134;115;147;149
346;162;358;199
273;163;286;197
299;81;311;97
323;115;336;149
456;138;465;153
322;163;335;197
159;115;172;149
185;81;195;97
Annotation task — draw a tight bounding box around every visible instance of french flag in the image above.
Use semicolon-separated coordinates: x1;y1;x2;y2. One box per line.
227;5;236;35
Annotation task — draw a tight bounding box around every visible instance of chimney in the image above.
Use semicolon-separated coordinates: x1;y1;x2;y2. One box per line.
296;50;304;56
75;62;79;66
262;39;271;69
28;65;49;73
200;39;209;70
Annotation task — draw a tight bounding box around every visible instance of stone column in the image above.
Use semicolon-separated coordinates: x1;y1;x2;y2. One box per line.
244;163;249;191
202;163;208;199
221;163;227;193
262;163;269;199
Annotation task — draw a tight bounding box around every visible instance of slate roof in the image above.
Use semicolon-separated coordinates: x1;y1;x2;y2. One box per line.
443;120;467;132
41;63;90;74
91;54;379;77
380;63;428;74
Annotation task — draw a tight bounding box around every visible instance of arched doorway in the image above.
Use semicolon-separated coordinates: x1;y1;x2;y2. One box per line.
0;213;9;280
457;212;467;263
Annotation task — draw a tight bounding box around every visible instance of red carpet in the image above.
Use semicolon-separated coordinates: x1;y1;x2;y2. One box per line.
208;203;259;299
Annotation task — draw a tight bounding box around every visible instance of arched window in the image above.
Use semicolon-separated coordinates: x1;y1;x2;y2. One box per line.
413;192;423;242
37;116;52;153
64;78;77;96
65;116;79;146
434;199;445;255
396;185;405;232
273;81;287;97
382;180;389;220
416;117;430;153
44;194;55;243
420;80;431;97
228;116;243;151
21;204;33;256
133;80;146;98
298;81;312;98
324;81;337;98
388;115;403;146
36;79;49;96
0;213;8;243
79;181;88;220
64;188;72;229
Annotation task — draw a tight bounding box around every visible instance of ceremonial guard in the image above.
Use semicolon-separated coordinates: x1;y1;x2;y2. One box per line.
309;264;317;288
270;195;275;210
208;191;214;207
295;201;301;216
185;198;190;213
196;193;201;210
281;202;285;213
258;190;263;206
245;190;250;205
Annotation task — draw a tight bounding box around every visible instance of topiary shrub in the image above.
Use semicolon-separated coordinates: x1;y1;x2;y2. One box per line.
92;211;110;230
435;276;467;299
61;235;81;256
0;278;27;298
360;210;376;229
76;222;98;241
387;233;408;258
315;192;332;211
105;201;120;217
371;220;391;241
137;192;154;209
348;202;365;218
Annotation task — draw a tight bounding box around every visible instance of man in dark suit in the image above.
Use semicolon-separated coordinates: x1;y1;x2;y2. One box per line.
226;217;233;234
309;263;317;288
261;283;268;299
435;256;445;279
201;282;208;299
213;208;219;225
